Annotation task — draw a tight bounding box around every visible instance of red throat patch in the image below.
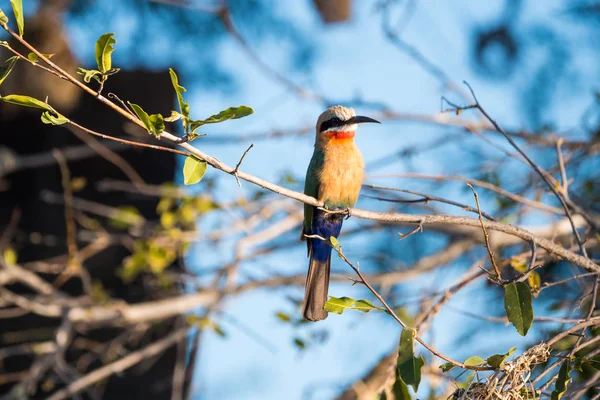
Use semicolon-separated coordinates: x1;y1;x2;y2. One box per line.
327;131;355;140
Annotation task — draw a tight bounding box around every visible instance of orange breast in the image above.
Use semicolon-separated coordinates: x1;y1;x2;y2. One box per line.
317;140;364;207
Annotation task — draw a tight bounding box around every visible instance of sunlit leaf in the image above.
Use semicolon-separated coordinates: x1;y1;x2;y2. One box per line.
165;110;183;122
27;52;54;63
464;356;486;366
0;56;18;86
169;68;190;117
324;296;384;314
510;258;528;273
183;157;207;185
329;236;340;248
127;102;164;137
0;9;8;25
10;0;23;36
353;299;384;313
95;33;116;73
504;281;534;336
104;67;120;76
2;247;17;265
147;113;165;137
41;111;69;125
324;296;355;314
550;361;571;400
396;327;424;391
487;347;516;369
275;312;291;322
189;105;253;130
0;94;55;112
76;67;103;83
528;271;541;296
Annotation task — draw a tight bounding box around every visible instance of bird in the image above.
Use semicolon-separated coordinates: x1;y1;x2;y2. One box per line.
301;105;380;321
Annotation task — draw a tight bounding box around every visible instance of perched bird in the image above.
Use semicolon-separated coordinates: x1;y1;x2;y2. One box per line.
302;106;380;321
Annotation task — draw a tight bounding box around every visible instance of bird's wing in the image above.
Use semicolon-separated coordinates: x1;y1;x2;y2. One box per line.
302;151;322;254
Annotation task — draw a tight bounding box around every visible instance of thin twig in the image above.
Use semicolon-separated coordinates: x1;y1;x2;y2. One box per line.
232;143;254;187
364;184;497;221
461;81;588;258
467;183;502;281
311;234;493;371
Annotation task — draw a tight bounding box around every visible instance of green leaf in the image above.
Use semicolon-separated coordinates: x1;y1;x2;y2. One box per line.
504;281;534;336
550;361;571;400
41;111;69;125
95;33;116;73
439;362;455;372
275;312;291;322
510;258;528;273
0;94;55;112
528;271;541;296
104;67;120;76
0;9;8;25
10;0;23;36
329;236;340;248
165;110;183;122
464;356;486;366
127;102;164;137
128;102;151;126
76;67;103;83
148;113;165;137
293;337;305;350
390;377;412;399
186;316;226;337
396;327;424;391
0;56;18;86
169;68;190;117
324;296;385;314
3;247;17;265
183;157;207;185
353;299;384;313
189;105;254;130
324;296;355;314
27;52;54;63
486;347;516;369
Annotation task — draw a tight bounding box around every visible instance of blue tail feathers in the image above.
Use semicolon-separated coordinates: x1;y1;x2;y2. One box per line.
310;209;345;262
302;209;345;321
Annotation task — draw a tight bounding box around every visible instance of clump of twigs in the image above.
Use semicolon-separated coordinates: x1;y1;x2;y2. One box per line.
449;343;550;400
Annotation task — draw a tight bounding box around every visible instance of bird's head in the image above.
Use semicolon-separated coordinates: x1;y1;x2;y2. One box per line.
316;105;380;142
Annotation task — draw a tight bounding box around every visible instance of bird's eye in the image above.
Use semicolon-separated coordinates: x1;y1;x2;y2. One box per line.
320;117;344;133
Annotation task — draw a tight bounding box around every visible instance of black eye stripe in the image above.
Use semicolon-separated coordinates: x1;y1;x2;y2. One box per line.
319;117;347;133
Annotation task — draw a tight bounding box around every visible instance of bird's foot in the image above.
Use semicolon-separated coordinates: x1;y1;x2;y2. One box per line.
343;208;351;220
317;207;352;219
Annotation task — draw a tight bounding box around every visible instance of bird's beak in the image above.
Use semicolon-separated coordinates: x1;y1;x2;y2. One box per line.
346;115;381;125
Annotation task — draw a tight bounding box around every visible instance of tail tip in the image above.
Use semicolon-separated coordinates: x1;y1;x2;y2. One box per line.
303;308;328;322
